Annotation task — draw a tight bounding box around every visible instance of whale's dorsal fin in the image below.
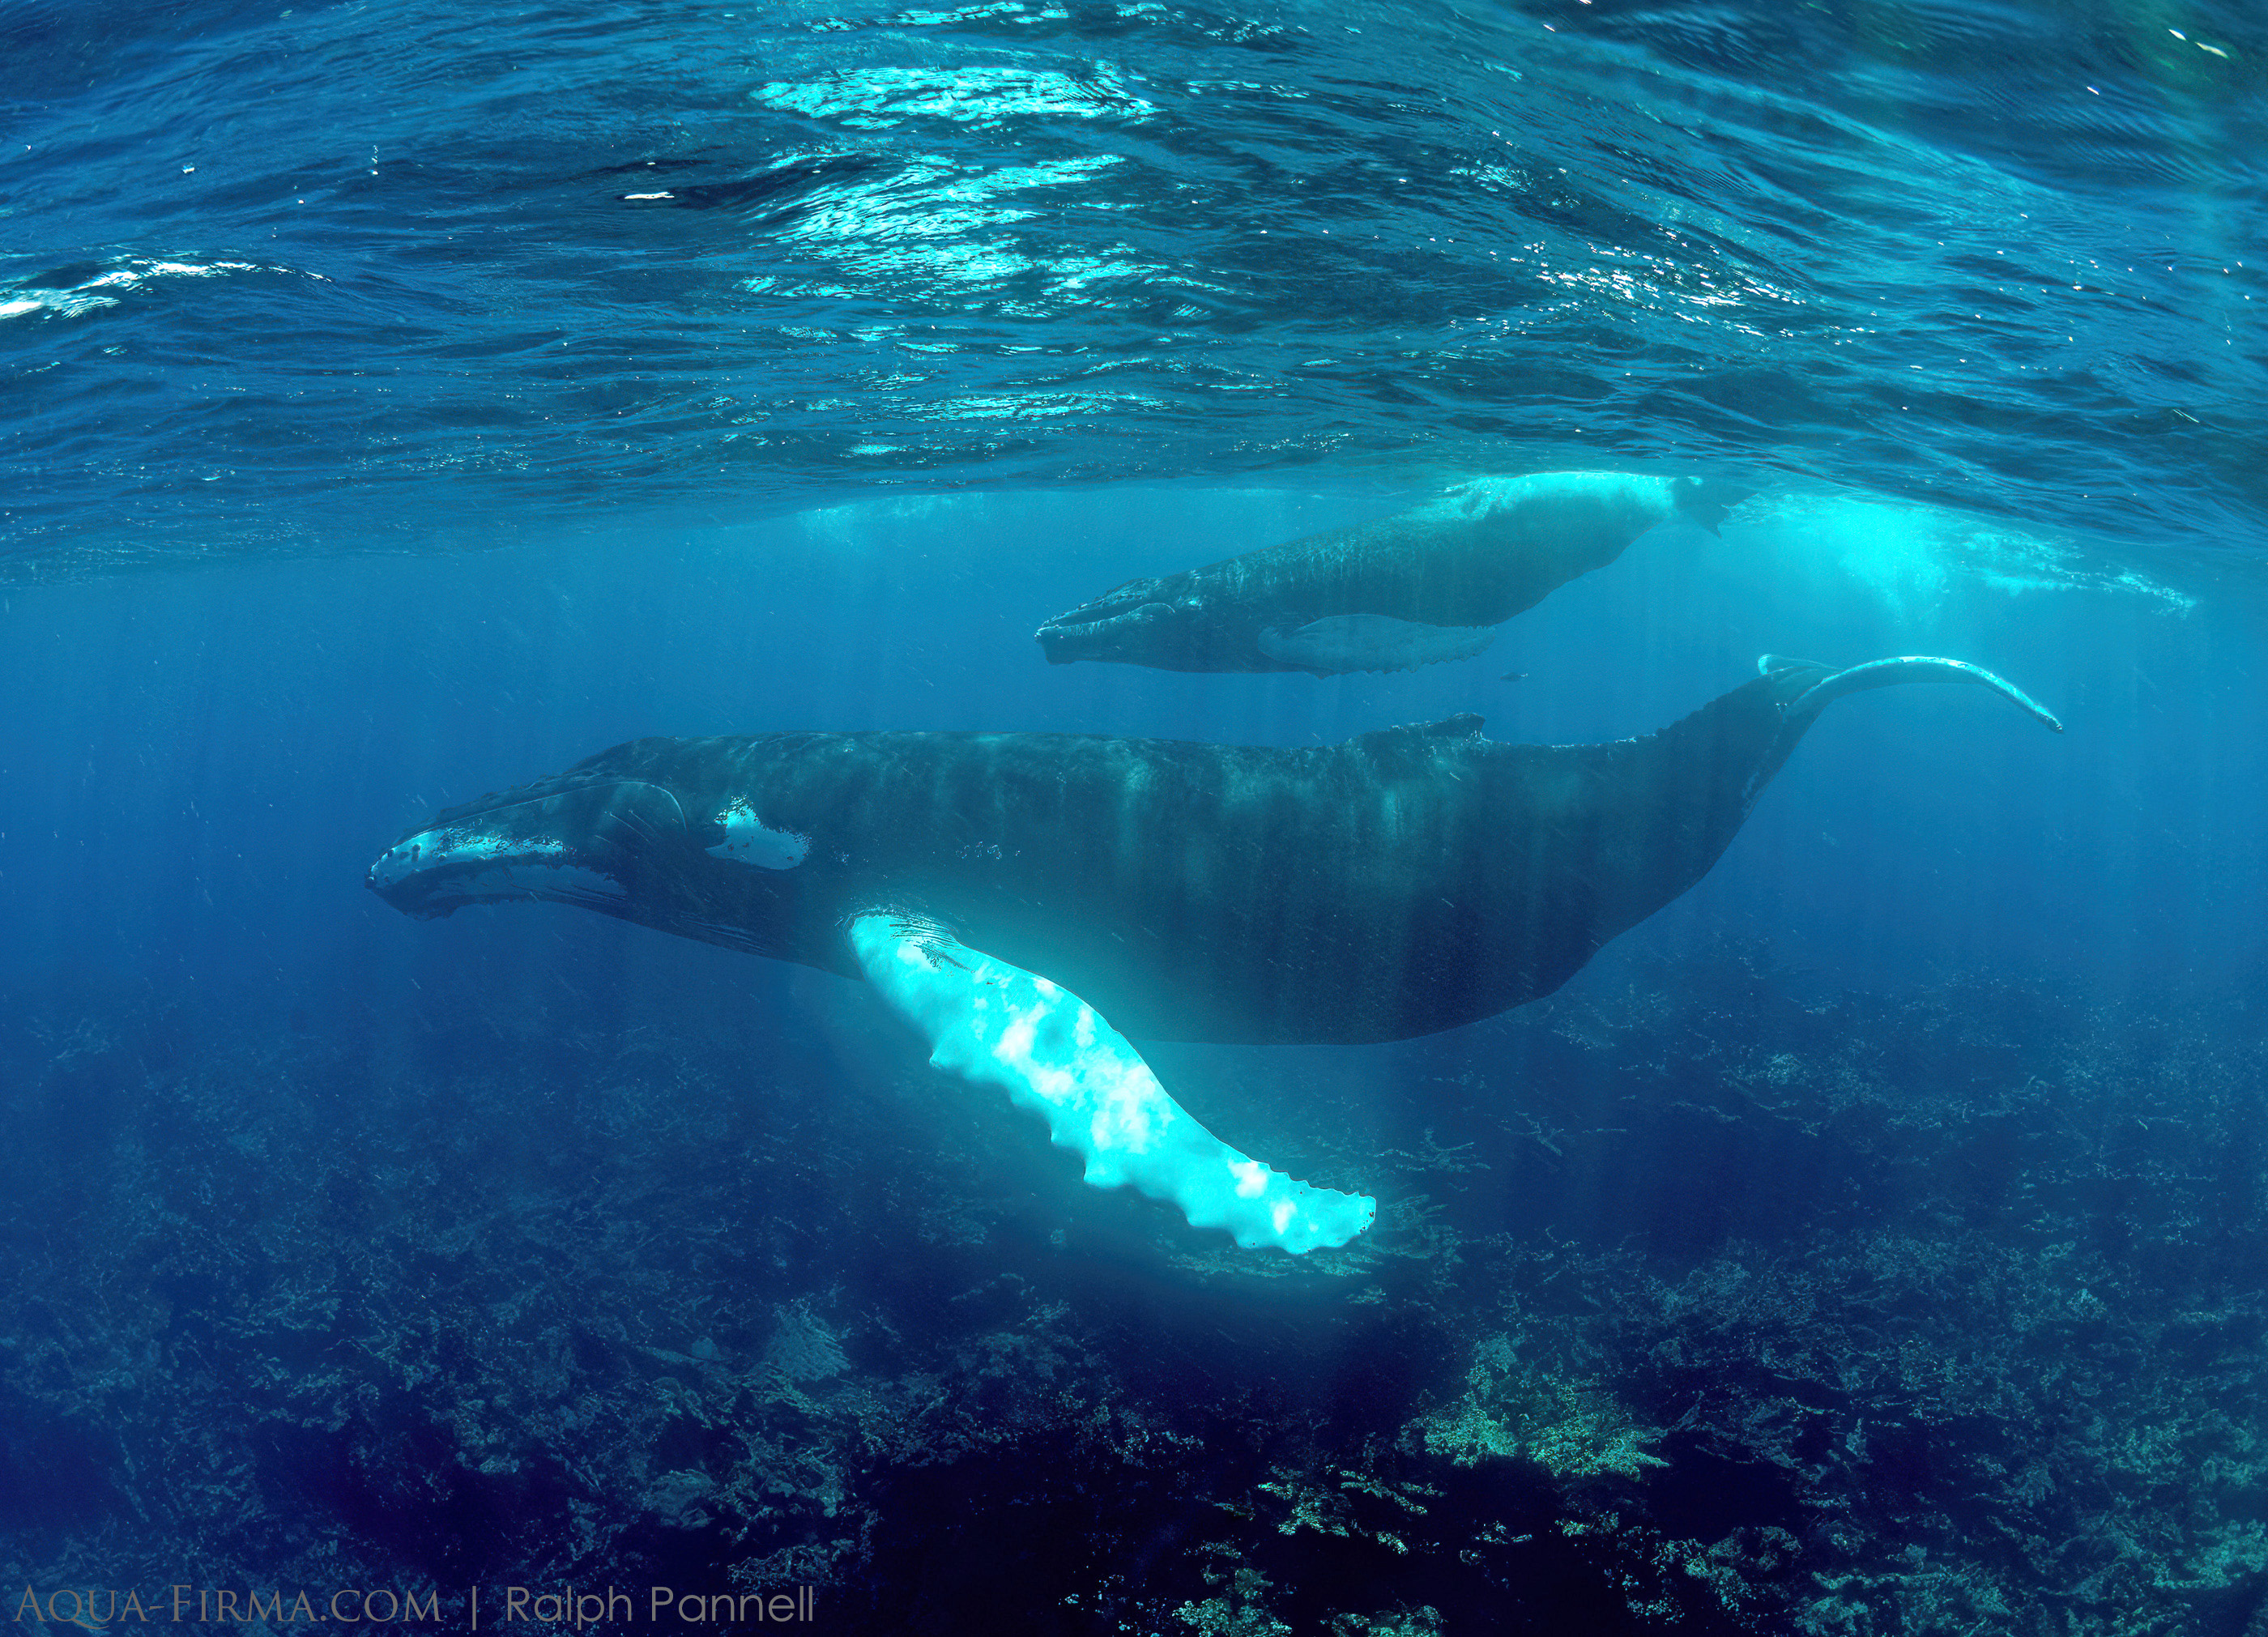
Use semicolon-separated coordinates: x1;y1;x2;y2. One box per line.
1353;713;1487;751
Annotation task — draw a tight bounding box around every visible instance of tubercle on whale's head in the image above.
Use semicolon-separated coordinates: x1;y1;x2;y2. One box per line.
367;774;697;920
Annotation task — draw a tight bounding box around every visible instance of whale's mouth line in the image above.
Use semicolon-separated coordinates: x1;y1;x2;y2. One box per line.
1034;599;1174;661
367;826;624;917
391;857;631;917
367;779;687;914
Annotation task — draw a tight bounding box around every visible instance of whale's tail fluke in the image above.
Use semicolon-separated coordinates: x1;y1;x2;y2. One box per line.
1723;653;2061;812
1759;654;2065;735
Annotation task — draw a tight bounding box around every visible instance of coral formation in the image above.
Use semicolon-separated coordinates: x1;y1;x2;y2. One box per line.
5;947;2268;1632
1418;1334;1667;1479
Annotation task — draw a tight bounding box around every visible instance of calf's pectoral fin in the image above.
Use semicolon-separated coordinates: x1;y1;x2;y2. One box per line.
847;913;1377;1254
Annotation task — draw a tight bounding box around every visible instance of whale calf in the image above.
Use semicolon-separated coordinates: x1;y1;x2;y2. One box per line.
1035;471;1752;676
369;655;2057;1253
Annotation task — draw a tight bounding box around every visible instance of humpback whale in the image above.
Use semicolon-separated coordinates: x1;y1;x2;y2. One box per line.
1035;471;1752;676
369;655;2058;1254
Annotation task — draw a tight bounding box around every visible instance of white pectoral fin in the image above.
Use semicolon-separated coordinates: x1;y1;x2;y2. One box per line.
848;914;1376;1255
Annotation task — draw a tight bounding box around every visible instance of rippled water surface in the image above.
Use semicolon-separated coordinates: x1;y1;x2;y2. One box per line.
4;0;2261;572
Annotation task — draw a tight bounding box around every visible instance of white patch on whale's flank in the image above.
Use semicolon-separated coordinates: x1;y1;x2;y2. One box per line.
848;914;1375;1255
707;799;810;870
1258;614;1496;676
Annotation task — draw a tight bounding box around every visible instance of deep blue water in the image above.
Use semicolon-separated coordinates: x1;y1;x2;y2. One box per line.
4;2;2268;1632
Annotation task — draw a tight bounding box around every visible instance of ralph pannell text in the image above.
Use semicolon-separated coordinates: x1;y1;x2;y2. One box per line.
15;1586;817;1628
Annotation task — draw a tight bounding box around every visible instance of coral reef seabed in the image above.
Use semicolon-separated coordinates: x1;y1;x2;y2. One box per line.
4;948;2267;1635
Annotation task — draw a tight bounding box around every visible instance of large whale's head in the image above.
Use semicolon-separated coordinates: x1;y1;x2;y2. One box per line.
1034;573;1218;669
368;743;821;957
368;774;693;919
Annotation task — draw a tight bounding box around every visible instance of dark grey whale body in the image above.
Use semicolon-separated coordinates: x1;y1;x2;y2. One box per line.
376;657;2077;1242
1036;471;1751;676
368;654;2057;1252
370;656;2053;1047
